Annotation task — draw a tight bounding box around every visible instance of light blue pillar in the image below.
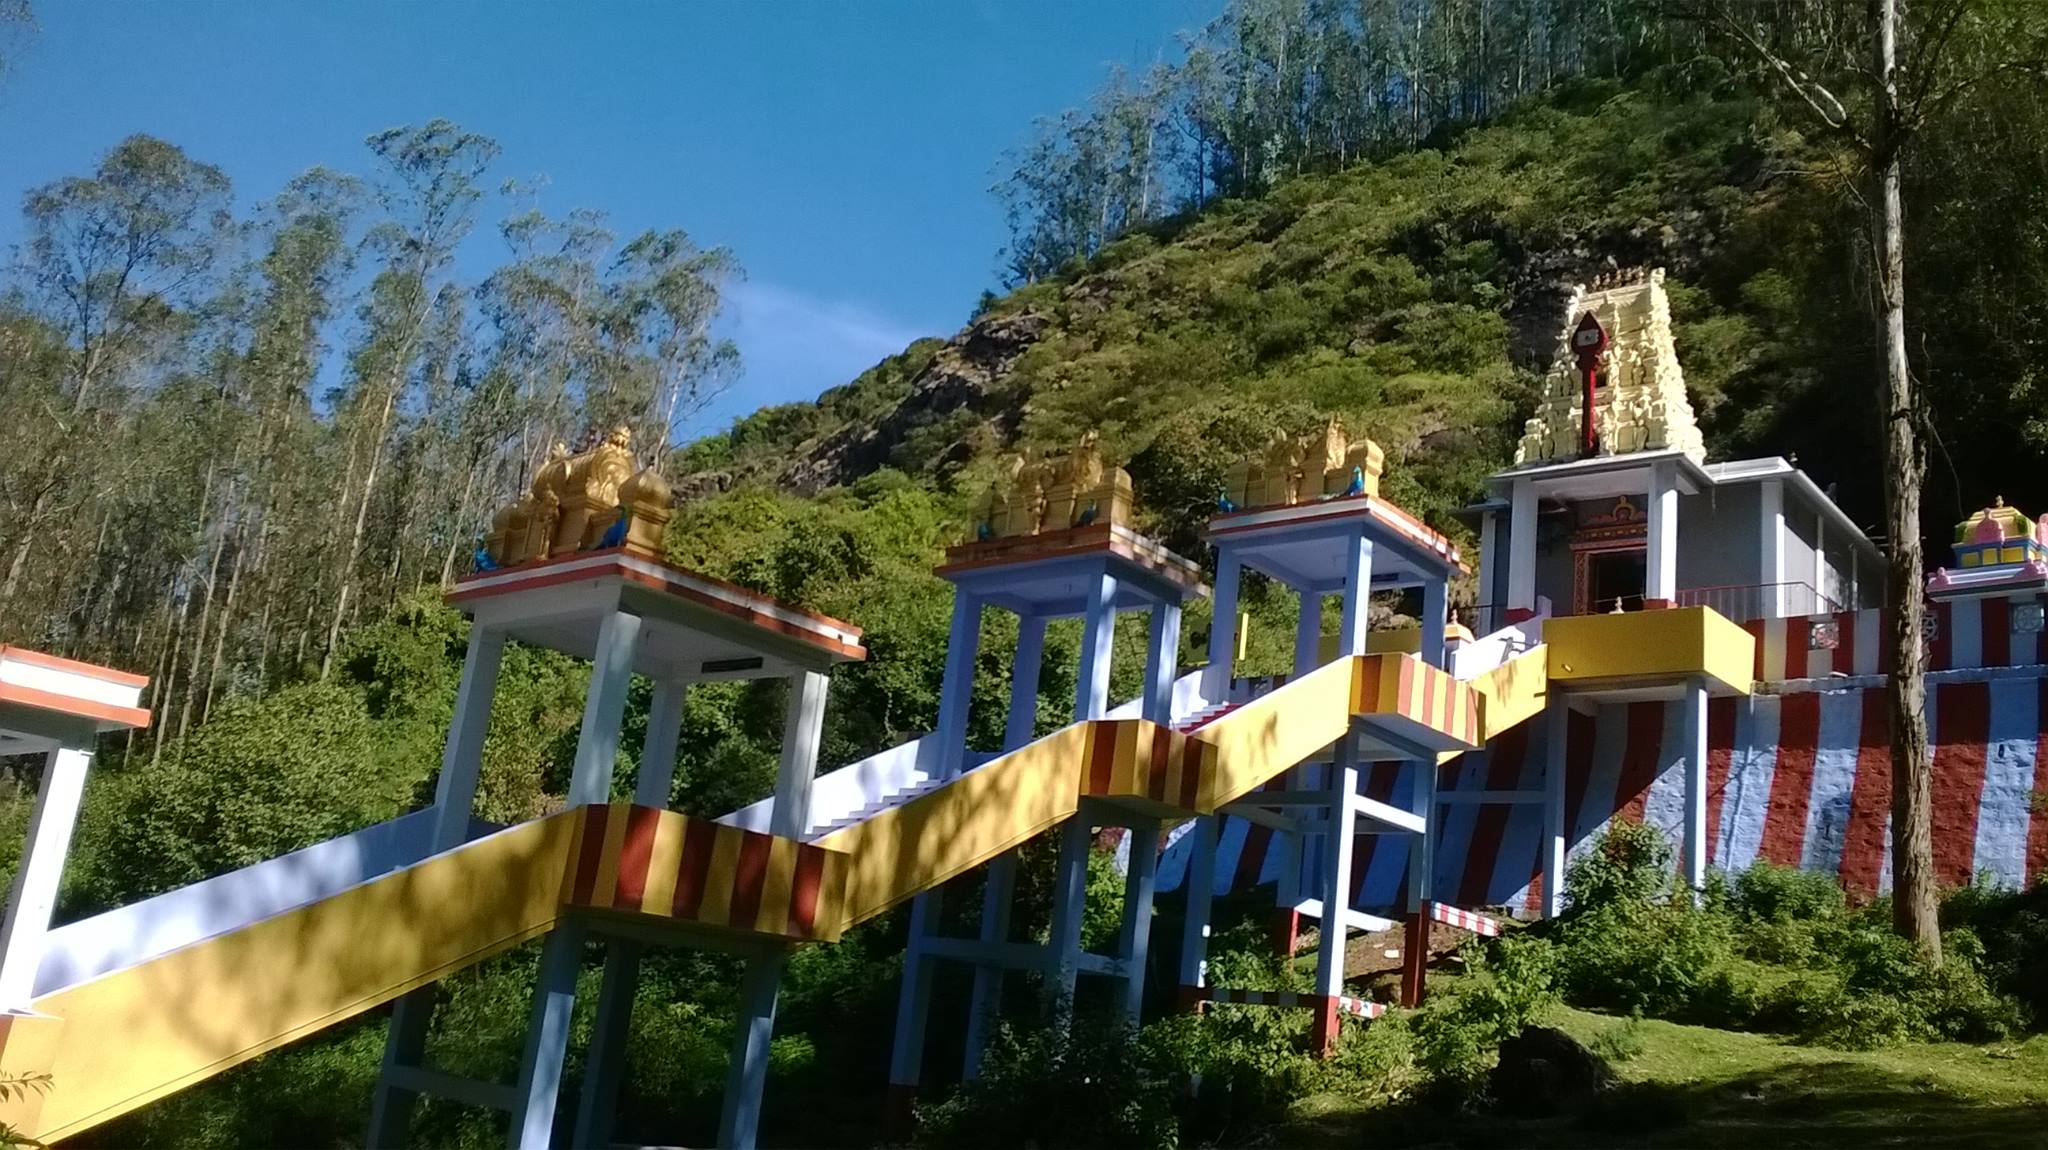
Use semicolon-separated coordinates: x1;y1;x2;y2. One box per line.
369;626;506;1149
931;589;984;781
1421;579;1448;669
1406;756;1435;913
1004;614;1048;748
1177;816;1218;991
1202;548;1242;704
1044;814;1094;1012
719;950;788;1150
569;609;644;807
572;944;642;1149
964;614;1047;1079
508;923;587;1150
1117;820;1161;1023
1142;601;1181;725
1294;586;1323;678
886;892;942;1097
1336;535;1374;658
1542;696;1568;918
1074;572;1119;721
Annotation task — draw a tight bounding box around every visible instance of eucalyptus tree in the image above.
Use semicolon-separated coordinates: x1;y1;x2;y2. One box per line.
320;120;497;679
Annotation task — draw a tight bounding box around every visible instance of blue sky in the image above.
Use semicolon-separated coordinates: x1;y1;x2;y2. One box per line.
0;1;1215;434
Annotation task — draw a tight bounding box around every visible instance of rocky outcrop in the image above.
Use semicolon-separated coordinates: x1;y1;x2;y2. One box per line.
782;309;1050;495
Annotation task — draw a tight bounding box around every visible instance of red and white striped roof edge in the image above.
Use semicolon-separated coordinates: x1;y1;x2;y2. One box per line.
449;547;865;661
0;646;152;730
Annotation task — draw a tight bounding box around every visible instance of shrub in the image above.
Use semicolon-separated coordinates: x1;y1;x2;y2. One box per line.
1554;897;1760;1028
916;1018;1180;1150
1412;932;1560;1100
1563;818;1673;914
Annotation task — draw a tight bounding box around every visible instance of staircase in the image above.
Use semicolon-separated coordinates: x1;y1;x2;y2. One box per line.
804;776;947;841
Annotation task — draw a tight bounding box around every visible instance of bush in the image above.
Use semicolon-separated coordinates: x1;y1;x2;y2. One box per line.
1563;818;1673;914
1553;897;1760;1028
916;1019;1181;1150
1412;932;1560;1100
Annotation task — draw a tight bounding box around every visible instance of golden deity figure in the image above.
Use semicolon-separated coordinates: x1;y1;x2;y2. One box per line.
480;427;677;570
1223;419;1385;512
970;432;1135;542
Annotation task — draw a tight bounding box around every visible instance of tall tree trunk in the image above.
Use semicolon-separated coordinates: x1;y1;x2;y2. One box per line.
322;386;397;680
1872;0;1939;961
201;534;246;725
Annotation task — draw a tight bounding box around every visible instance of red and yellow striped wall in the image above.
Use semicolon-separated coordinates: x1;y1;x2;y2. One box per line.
564;805;847;943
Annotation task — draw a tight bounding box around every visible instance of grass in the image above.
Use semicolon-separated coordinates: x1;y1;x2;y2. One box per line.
1278;1004;2048;1149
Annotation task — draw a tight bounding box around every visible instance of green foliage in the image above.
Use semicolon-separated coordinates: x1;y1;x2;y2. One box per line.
915;1018;1182;1150
1547;827;2027;1050
1413;932;1560;1095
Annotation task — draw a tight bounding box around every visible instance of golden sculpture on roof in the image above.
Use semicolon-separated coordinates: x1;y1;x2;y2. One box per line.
480;426;674;569
973;432;1135;541
1515;268;1707;467
1221;417;1384;512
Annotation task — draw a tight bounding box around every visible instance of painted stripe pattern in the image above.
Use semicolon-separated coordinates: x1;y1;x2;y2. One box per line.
563;804;846;942
1163;669;2048;913
1428;901;1501;937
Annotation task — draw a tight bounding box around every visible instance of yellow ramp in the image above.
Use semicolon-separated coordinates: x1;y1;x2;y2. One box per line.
3;813;581;1143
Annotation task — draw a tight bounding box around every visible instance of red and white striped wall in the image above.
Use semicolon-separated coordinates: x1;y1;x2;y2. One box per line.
1160;668;2048;915
1743;601;2048;682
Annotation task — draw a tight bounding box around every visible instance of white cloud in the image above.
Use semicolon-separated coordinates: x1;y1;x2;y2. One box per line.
694;280;938;434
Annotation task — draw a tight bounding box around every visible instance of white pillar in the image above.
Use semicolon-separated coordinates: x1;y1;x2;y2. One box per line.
931;590;982;780
1680;677;1709;897
1075;572;1119;721
1646;461;1678;607
508;922;587;1150
1336;535;1375;658
1202;548;1243;704
572;676;690;1148
1420;579;1448;669
1313;737;1359;998
427;625;507;849
1143;601;1182;725
1177;816;1218;993
1760;478;1787;618
371;625;507;1147
0;745;91;1008
636;677;689;807
719;949;788;1150
771;671;829;840
1542;695;1568;919
1507;479;1537;616
569;609;643;807
1116;820;1161;1024
1295;586;1323;677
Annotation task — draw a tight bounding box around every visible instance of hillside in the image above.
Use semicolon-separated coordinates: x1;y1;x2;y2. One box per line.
677;80;1831;565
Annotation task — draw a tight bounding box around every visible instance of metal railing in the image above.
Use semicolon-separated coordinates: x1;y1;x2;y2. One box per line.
1467;582;1842;629
1674;581;1841;624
